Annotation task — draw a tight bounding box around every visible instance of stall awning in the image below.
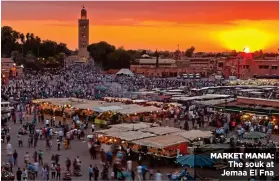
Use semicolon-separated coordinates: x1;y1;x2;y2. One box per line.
142;126;182;135
109;122;156;131
173;130;212;140
93;105;123;113
132;135;187;148
96;129;156;141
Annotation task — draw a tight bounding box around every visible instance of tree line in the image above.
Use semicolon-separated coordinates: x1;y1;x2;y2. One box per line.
1;26;71;69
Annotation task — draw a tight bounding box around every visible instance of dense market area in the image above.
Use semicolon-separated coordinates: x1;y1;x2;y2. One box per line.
1;62;279;181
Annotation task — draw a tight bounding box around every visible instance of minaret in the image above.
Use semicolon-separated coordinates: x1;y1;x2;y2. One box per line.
155;49;159;68
78;5;90;62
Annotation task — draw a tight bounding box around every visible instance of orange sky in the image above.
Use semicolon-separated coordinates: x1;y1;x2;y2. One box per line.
2;2;279;52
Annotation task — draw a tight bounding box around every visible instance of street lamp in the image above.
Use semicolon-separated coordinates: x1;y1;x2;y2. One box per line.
20;65;24;68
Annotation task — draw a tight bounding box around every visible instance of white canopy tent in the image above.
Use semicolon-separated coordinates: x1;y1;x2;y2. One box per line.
116;69;134;76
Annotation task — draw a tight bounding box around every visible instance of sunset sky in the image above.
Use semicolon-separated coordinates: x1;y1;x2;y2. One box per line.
2;1;279;52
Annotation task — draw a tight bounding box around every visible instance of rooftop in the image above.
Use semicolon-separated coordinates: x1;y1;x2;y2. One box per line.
138;58;176;64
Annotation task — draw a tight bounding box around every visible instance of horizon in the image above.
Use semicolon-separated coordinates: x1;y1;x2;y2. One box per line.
2;1;279;52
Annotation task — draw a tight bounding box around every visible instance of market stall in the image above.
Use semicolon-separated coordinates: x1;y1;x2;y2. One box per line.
109;122;157;131
174;130;212;141
131;134;188;158
142;126;182;135
95;128;156;149
95;104;162;125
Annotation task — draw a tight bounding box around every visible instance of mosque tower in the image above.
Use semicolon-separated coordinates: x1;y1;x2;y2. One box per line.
78;6;90;62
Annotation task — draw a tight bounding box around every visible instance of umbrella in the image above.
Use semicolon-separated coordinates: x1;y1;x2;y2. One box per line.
176;154;215;167
243;131;266;139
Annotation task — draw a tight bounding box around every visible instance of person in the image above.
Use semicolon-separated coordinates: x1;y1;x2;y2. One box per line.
23;168;28;181
58;129;63;142
89;165;93;181
66;157;71;171
17;134;23;147
46;119;49;127
13;150;18;166
127;160;132;171
56;164;61;180
38;150;43;165
6;142;13;155
155;170;162;181
16;167;22;181
91;124;95;133
51;163;56;179
93;165;99;181
34;161;39;178
149;168;154;180
131;170;135;181
24;152;30;166
57;139;61;151
137;165;143;181
111;171;115;180
41;166;48;181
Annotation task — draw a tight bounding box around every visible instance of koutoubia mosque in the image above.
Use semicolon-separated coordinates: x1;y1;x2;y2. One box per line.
77;6;90;62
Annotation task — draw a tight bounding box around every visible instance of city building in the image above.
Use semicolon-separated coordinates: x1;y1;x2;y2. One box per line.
186;57;217;76
77;6;90;62
1;58;24;84
219;53;279;79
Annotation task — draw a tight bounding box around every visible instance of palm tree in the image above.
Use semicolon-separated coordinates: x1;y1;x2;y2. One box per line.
26;51;35;63
47;56;57;65
56;52;66;67
10;51;20;63
35;36;41;56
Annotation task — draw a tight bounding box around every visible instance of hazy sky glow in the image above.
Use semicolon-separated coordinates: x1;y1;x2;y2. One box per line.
2;1;279;52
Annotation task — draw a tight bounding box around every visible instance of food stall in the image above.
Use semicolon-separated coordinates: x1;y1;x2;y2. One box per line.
131;135;188;158
95;128;156;149
173;130;213;153
95;104;162;125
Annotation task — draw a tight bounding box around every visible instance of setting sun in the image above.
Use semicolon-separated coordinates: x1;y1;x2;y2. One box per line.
217;28;275;52
244;47;250;53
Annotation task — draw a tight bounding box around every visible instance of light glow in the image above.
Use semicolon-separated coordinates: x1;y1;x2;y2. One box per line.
244;47;250;53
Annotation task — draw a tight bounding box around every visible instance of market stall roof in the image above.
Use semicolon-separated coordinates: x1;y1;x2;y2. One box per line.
117;105;161;114
33;98;126;110
250;91;264;95
173;130;212;140
142;126;182;135
167;102;183;107
116;69;134;76
239;89;259;92
95;128;120;135
132;91;157;95
195;98;235;106
92;105;123;113
168;89;184;92
108;131;156;141
109;122;157;131
103;97;114;100
118;98;132;101
147;101;164;105
171;94;231;101
95;129;156;141
133;99;147;103
132;135;187;148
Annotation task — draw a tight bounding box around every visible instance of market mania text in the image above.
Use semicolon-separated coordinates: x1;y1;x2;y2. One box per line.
210;153;274;160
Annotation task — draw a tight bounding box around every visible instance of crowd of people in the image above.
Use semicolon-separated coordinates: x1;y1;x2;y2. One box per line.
1;62;219;103
2;62;279;181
